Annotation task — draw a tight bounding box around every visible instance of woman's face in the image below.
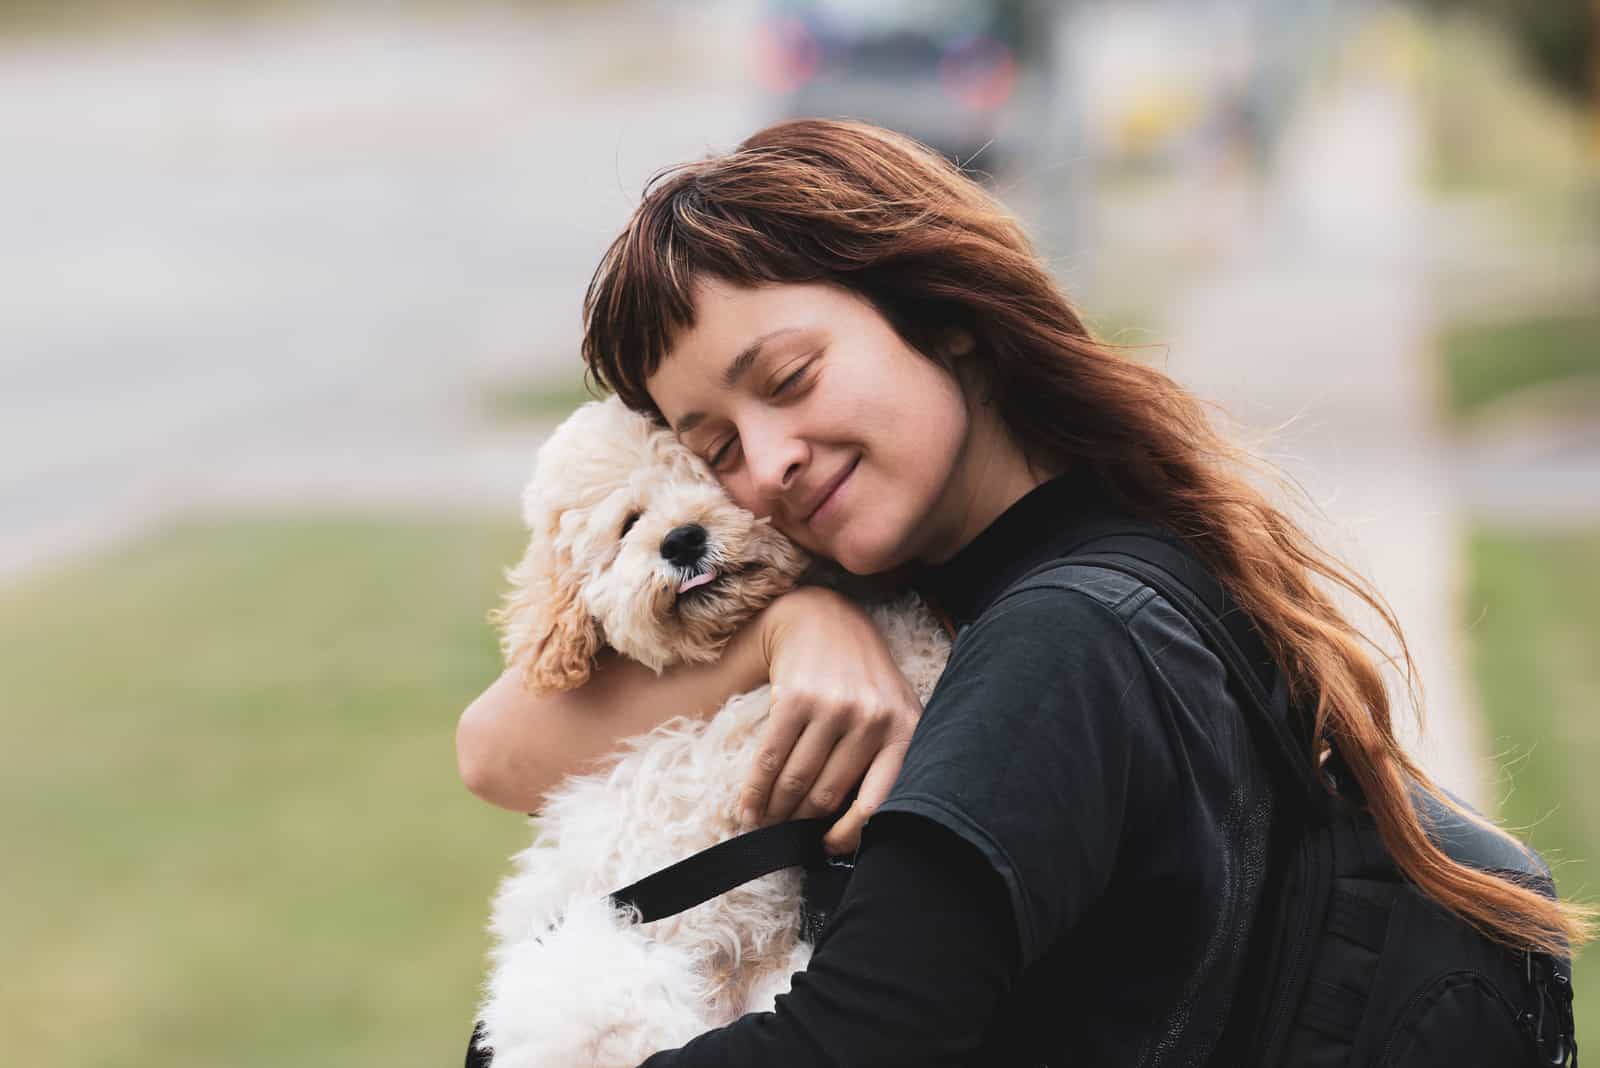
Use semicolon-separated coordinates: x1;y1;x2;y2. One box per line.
644;278;975;575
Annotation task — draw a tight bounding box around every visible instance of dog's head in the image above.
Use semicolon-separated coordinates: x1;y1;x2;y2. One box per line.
494;396;810;693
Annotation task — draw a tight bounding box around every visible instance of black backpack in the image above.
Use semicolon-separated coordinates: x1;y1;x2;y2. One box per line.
1010;531;1578;1067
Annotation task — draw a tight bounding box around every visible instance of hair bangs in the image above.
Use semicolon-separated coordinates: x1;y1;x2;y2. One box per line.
581;168;701;418
581;165;822;418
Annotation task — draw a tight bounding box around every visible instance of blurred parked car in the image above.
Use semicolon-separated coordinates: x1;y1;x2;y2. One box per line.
753;0;1062;178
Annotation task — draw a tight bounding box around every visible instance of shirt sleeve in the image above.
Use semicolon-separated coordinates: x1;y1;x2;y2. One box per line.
637;812;1020;1067
874;584;1173;968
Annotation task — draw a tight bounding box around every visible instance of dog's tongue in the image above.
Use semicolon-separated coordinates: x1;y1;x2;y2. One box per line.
678;572;715;595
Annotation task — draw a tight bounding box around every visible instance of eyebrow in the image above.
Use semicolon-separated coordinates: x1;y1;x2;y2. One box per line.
672;327;803;435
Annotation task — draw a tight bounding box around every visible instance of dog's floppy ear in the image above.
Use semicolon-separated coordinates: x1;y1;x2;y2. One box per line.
491;532;603;694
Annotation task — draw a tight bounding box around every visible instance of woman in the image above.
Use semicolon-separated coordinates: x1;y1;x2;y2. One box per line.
457;120;1586;1064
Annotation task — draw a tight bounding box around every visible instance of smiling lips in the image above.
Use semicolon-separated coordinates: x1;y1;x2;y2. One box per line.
805;456;859;523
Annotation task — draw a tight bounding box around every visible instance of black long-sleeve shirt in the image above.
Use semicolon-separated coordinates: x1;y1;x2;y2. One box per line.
640;470;1275;1066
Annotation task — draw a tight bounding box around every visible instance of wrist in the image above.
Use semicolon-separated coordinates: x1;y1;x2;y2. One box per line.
755;585;842;669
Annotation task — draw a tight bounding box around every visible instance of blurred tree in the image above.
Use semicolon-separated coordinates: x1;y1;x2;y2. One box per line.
1422;0;1594;107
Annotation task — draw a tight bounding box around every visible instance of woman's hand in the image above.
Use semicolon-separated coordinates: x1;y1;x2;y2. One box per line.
744;586;923;855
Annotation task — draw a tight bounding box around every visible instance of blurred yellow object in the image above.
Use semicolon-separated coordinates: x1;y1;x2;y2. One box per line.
1116;85;1199;159
1375;6;1425;82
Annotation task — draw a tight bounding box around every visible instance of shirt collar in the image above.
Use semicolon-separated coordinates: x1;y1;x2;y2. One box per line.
910;466;1124;630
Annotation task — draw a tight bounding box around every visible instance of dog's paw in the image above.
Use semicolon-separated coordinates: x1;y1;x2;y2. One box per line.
481;895;712;1068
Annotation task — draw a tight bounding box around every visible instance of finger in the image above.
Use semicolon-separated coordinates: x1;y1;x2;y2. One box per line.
822;741;908;855
821;804;868;858
739;707;807;830
762;718;845;826
791;728;877;820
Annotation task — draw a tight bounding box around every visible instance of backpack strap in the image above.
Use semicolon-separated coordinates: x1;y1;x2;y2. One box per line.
1003;530;1332;813
1019;531;1568;885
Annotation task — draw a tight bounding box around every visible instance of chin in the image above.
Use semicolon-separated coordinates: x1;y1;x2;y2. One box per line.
777;486;924;577
818;524;911;577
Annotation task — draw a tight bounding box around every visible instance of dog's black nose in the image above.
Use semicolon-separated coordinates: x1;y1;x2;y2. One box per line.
660;524;707;568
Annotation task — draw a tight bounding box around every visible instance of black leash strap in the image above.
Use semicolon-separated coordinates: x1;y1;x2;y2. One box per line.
606;815;831;923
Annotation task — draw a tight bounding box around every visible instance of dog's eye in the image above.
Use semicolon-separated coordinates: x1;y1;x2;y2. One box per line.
620;512;641;539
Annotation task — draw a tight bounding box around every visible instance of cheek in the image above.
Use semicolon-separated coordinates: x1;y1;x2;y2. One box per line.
773;521;824;559
584;569;619;623
715;471;766;519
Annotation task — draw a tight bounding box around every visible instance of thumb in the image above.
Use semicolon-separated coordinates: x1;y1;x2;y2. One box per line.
822;799;871;856
822;739;905;855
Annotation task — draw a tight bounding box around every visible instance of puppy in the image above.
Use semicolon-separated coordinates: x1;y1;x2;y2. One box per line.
477;397;950;1067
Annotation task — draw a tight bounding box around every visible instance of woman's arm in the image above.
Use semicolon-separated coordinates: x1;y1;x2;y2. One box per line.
456;586;923;845
456;616;767;813
638;814;1021;1066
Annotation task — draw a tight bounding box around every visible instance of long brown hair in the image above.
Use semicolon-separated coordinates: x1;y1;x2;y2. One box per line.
579;118;1591;956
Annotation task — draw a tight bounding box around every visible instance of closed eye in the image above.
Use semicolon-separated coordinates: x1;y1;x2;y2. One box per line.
709;436;738;470
771;364;808;395
707;357;815;470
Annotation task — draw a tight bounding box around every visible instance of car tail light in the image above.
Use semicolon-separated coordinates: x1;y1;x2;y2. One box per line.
754;17;822;93
939;34;1016;111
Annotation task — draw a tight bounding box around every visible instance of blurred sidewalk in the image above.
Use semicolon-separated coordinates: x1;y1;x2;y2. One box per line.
1162;68;1491;806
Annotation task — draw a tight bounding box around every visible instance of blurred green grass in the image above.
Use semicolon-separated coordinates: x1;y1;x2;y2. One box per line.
1440;309;1600;418
1465;526;1600;1036
0;514;531;1067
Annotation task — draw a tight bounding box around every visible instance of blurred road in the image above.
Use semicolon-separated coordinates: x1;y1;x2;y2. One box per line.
1163;70;1491;805
0;2;763;581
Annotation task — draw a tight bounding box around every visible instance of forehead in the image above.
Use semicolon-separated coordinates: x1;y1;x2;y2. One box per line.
646;279;848;423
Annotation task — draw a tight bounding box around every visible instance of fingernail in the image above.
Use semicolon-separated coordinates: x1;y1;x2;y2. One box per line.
738;809;755;831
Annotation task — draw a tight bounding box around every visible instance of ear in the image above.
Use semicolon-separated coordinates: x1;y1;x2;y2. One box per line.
941;327;975;359
490;534;603;694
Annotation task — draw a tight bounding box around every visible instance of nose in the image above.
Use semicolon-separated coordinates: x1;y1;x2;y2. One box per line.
742;420;805;511
659;524;707;568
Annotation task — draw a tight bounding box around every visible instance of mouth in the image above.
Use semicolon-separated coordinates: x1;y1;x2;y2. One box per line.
677;570;719;596
674;565;743;605
805;455;860;524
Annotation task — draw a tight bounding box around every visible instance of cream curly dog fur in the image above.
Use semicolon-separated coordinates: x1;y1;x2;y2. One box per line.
477;397;951;1067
